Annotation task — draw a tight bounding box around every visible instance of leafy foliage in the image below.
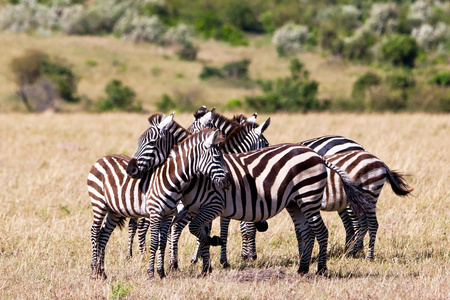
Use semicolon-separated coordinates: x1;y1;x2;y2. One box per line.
97;79;142;112
245;58;320;113
381;34;419;68
9;48;79;111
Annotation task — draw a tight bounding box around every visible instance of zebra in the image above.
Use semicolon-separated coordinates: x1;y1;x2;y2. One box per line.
87;113;225;280
125;110;215;257
125;111;271;267
132;132;372;275
127;128;229;280
168;116;271;270
185;109;412;264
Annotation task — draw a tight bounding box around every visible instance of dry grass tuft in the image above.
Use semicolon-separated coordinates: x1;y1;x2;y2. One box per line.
0;112;448;299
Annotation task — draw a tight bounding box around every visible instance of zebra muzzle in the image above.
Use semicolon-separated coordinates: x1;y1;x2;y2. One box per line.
126;158;142;179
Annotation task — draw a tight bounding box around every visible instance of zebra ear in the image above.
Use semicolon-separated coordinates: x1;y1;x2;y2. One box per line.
204;130;223;148
246;112;257;124
158;112;174;132
199;110;213;127
255;117;270;135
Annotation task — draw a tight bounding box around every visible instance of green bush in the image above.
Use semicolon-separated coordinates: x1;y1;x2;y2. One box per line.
245;58;320;113
176;41;198;61
381;34;419;68
351;72;382;99
222;59;250;79
9;49;79;111
199;66;223;80
386;71;416;90
429;71;450;86
156;93;177;112
343;29;377;62
97;79;142;112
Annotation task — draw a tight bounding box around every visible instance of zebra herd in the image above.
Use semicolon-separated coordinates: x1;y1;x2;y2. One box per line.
87;107;412;280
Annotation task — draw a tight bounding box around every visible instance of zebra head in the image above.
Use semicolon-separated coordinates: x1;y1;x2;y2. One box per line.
187;107;215;133
198;130;230;189
127;113;175;179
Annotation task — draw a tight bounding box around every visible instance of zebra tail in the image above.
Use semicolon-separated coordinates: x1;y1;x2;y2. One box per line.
382;163;413;196
322;157;374;217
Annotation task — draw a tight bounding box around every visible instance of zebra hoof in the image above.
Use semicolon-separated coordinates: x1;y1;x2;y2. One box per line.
255;221;268;232
221;261;230;268
297;267;309;275
316;266;327;276
168;262;179;270
157;269;166;279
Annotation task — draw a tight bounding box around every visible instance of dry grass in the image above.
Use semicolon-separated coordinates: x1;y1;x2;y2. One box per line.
0;112;448;299
0;33;372;113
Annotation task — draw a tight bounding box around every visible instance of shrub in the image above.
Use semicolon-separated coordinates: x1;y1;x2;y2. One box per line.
365;86;407;112
97;79;141;112
176;41;198;61
245;59;320;113
156;89;201;113
381;34;419;68
114;13;166;44
352;72;382;100
343;28;377;61
10;48;79;111
67;0;127;35
411;22;449;50
408;85;450;113
272;23;311;56
386;71;416;90
365;3;399;35
224;98;243;110
429;71;450;86
222;59;250;79
199;66;223;80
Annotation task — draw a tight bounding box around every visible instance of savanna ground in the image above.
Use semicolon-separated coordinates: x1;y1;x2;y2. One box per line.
0;112;448;299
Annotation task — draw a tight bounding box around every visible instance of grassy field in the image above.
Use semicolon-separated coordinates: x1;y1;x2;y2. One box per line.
0;112;448;299
0;32;372;113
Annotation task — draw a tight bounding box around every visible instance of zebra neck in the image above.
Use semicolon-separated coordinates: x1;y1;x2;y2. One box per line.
146;148;198;210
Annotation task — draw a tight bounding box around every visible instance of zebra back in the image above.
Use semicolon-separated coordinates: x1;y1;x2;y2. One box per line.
301;135;365;156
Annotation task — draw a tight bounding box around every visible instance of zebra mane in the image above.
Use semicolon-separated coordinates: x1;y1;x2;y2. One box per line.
169;128;223;158
232;113;260;126
147;113;190;144
147;113;165;126
220;122;255;149
211;113;240;136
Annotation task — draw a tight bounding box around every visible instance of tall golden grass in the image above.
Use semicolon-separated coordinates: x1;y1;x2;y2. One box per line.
0;112;448;299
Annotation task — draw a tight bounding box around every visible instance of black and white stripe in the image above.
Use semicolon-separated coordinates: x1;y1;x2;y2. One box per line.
87;113;192;279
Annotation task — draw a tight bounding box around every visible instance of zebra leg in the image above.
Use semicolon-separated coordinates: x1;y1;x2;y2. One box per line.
366;208;378;260
240;221;249;260
156;214;173;279
351;215;368;258
338;207;358;255
137;218;150;255
299;206;329;275
188;207;222;276
93;213;123;280
286;204;315;275
90;214;105;279
242;222;257;261
220;217;231;267
147;212;163;281
127;218;138;259
168;216;189;270
191;239;202;264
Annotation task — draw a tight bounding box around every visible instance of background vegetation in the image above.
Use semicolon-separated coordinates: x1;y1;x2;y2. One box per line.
0;113;448;299
0;0;449;113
